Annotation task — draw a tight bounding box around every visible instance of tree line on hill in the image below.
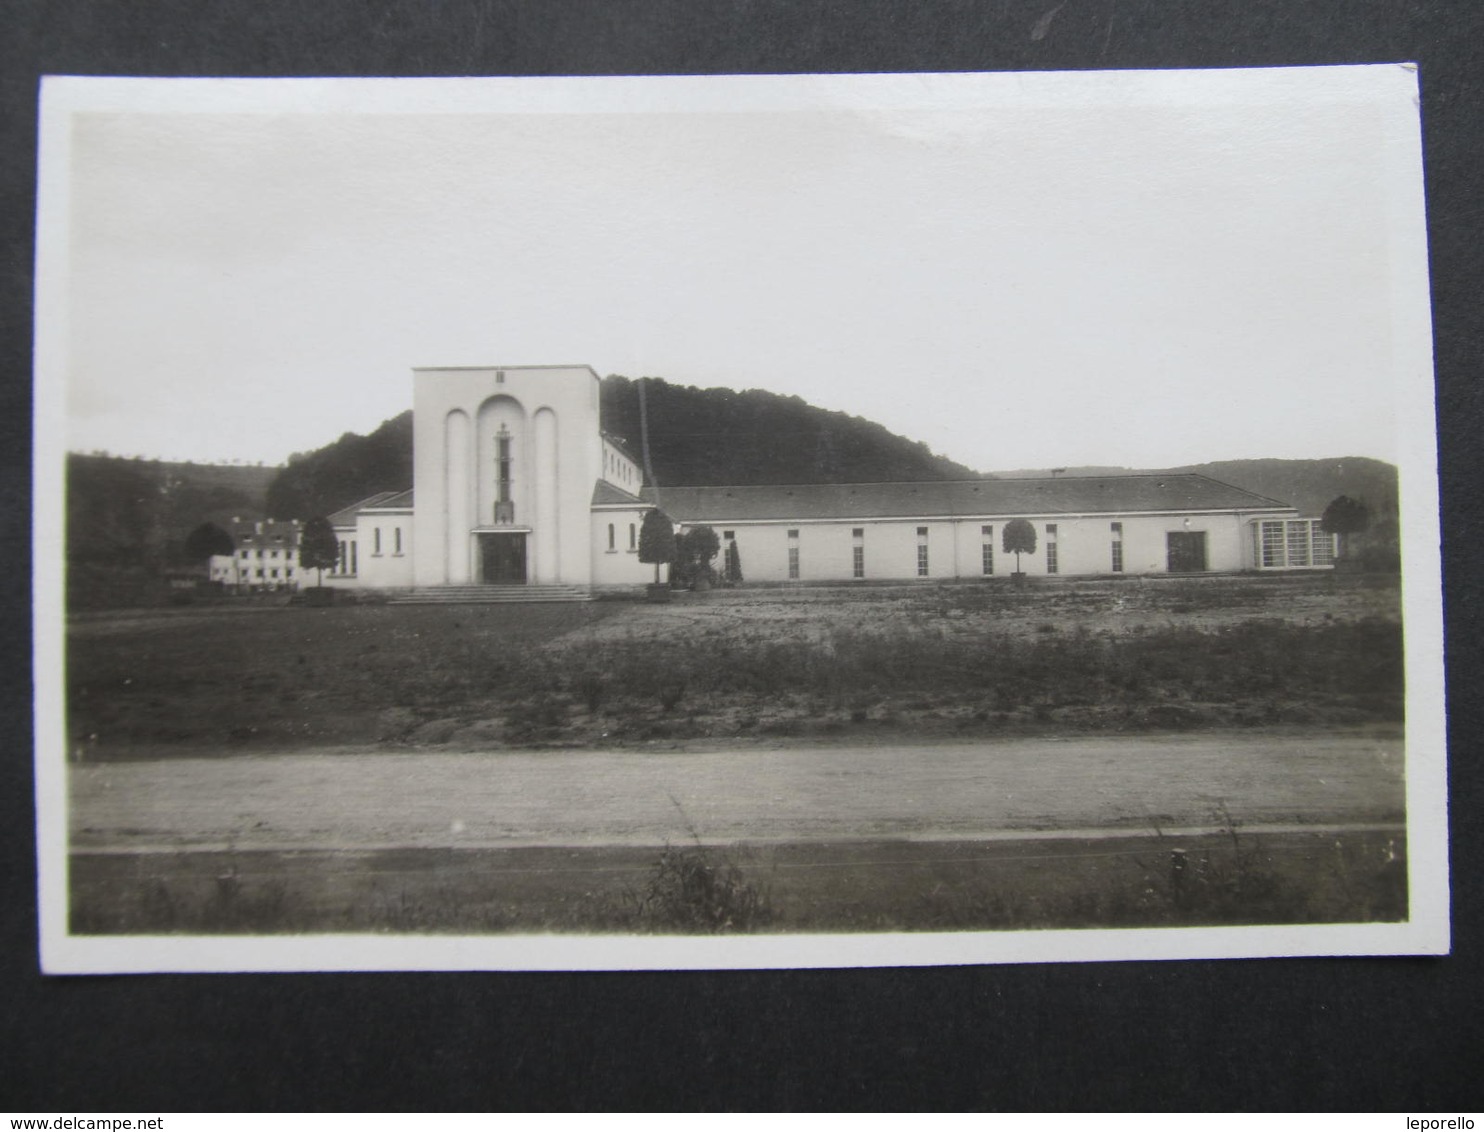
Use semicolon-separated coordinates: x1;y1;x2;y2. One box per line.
264;375;978;521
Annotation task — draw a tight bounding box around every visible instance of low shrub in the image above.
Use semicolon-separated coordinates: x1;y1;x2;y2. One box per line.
628;843;773;933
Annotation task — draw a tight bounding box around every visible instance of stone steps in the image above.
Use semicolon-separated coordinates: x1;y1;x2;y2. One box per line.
390;584;593;605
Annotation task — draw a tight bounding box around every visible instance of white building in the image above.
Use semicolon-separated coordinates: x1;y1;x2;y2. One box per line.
208;518;303;591
316;364;1331;594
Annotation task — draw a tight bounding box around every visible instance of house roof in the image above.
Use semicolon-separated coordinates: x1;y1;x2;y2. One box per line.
362;489;414;511
328;491;403;527
643;475;1293;523
592;480;647;506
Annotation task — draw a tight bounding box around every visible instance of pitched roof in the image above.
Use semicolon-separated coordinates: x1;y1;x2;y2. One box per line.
363;489;414;510
328;491;403;527
592;480;647;506
644;475;1293;523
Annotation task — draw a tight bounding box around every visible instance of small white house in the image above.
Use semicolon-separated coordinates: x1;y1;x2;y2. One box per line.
209;518;303;591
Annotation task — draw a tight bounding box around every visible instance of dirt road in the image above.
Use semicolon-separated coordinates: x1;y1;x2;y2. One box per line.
70;730;1404;852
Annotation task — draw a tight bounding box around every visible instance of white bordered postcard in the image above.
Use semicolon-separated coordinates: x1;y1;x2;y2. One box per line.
33;65;1447;973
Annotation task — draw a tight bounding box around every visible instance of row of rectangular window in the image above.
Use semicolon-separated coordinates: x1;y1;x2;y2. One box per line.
773;520;1127;579
1257;520;1334;568
371;527;403;555
606;522;638;551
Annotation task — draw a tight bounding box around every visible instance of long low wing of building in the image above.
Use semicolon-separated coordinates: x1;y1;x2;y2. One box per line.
651;476;1322;583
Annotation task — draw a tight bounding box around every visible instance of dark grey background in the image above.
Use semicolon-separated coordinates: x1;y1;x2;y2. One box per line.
3;0;1479;1111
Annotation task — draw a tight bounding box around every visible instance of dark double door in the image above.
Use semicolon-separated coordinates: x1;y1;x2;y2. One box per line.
480;532;527;584
1166;530;1208;573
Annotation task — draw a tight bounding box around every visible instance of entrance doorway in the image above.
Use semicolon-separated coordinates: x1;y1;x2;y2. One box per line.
479;532;527;584
1166;530;1208;573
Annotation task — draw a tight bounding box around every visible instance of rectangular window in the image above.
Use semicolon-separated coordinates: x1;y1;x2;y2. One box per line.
788;529;800;579
916;526;929;577
1260;521;1286;568
723;530;735;541
981;525;994;575
1286;521;1311;567
337;541;347;574
374;528;382;555
1310;523;1335;566
350;541;358;575
1110;522;1123;573
853;546;865;579
1046;524;1059;575
853;527;864;539
629;523;637;550
607;523;615;551
395;527;402;554
496;430;512;503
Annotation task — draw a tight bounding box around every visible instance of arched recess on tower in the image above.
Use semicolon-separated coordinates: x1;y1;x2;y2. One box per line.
475;395;527;528
532;406;559;582
443;408;471;584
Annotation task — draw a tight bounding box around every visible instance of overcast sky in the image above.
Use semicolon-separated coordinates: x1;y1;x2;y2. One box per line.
47;68;1429;472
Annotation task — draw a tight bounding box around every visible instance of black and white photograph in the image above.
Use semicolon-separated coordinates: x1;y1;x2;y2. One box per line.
33;65;1447;972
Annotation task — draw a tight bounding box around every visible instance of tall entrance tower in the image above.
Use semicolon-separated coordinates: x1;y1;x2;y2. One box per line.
411;364;603;587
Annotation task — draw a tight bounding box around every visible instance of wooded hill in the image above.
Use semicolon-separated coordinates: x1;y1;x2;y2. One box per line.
265;375;978;520
67;455;278;570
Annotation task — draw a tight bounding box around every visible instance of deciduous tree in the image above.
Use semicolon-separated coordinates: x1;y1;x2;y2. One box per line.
1321;495;1371;561
183;521;234;564
299;516;339;587
1002;517;1038;574
675;525;722;588
638;509;676;584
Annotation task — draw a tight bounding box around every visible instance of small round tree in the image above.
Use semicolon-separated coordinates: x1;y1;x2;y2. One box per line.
299;515;340;587
1001;518;1038;575
1321;495;1371;562
184;521;234;565
637;508;676;585
676;524;722;589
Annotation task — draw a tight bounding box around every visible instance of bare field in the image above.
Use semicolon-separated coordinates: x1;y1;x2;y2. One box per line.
66;573;1403;757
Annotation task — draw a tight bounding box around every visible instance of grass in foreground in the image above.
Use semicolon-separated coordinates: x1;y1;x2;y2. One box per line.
70;827;1406;936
